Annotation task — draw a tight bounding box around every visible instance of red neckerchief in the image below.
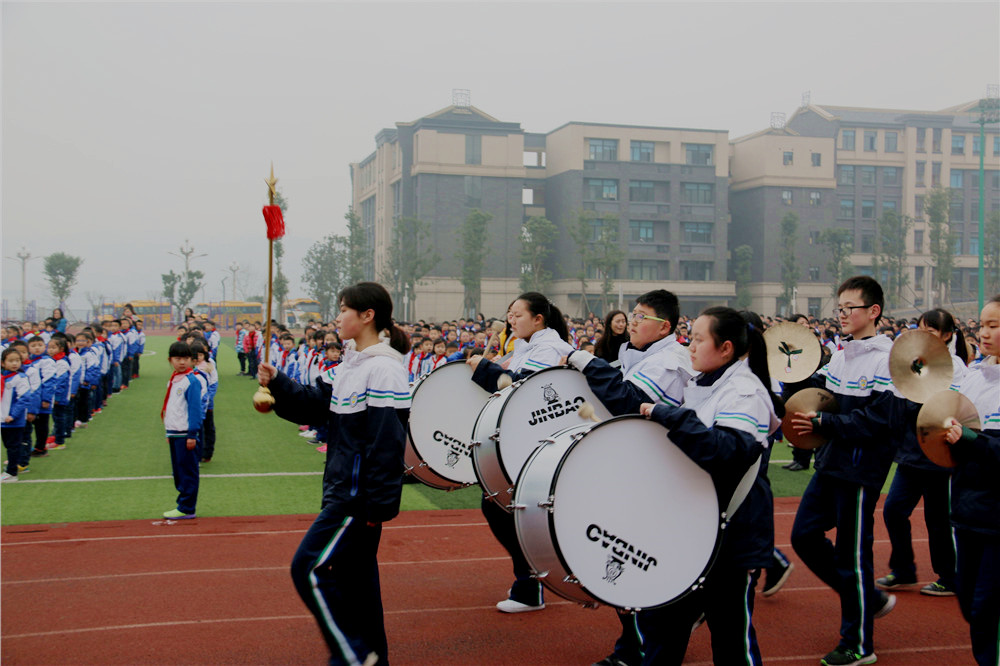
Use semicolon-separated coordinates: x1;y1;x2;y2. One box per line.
281;349;290;366
1;370;17;400
161;368;193;420
97;335;107;342
51;352;67;362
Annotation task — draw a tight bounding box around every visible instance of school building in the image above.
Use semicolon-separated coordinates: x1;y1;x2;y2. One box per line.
351;96;999;322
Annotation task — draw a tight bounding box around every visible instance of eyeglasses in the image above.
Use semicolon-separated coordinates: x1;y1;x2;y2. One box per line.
627;312;667;324
831;305;872;318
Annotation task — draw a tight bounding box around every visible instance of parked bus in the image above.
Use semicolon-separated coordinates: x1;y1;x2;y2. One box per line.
100;301;173;327
283;298;322;327
193;301;264;329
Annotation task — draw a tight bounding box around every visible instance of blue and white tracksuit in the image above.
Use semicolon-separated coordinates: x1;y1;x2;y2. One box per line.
162;370;204;515
786;334;900;659
470;327;575;608
638;359;779;666
270;340;410;666
50;353;72;445
950;361;1000;666
2;369;31;476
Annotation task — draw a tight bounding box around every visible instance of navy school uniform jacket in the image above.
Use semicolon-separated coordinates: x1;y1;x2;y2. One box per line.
471;327;573;391
894;354;967;472
271;340;411;522
648;359;779;569
950;361;1000;536
782;334;903;490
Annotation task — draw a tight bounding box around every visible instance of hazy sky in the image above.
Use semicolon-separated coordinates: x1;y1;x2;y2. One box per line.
3;1;998;319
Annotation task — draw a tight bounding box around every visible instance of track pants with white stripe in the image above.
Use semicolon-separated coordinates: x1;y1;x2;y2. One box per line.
291;507;387;666
636;566;762;665
791;474;880;657
954;528;1000;666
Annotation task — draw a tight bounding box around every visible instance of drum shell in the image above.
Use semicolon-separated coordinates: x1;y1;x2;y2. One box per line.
406;363;489;490
514;416;722;610
471;367;612;511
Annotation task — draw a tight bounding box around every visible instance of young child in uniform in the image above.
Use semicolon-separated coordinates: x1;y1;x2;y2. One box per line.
23;336;55;458
191;341;218;464
47;336;73;450
634;307;782;665
466;292;574;614
257;282;411;666
2;348;32;482
161;342;203;520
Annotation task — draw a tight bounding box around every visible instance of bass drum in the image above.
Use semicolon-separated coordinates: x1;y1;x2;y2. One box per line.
513;416;722;610
471;366;612;511
405;363;490;490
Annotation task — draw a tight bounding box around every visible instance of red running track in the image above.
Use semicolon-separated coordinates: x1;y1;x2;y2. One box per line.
1;497;974;665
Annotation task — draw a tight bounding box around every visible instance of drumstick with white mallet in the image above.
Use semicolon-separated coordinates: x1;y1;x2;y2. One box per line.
578;401;602;423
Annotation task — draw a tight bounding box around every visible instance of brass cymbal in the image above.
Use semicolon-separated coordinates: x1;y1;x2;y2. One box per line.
889;330;952;404
916;390;981;468
781;388;838;450
763;323;822;384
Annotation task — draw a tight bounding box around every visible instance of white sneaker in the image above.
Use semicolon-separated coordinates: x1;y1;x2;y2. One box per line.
496;598;545;613
298;430;317;438
1;472;18;483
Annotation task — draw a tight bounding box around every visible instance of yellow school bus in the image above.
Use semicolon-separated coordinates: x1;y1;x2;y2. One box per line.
100;301;172;326
284;298;322;327
193;302;264;328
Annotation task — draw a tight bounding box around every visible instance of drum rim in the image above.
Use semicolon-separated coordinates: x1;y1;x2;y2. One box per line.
541;414;724;611
407;362;486;487
493;365;583;487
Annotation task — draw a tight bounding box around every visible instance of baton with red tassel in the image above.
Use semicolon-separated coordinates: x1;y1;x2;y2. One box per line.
253;164;284;413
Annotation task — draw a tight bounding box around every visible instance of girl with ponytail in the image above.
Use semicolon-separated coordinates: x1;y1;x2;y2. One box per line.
256;281;410;666
465;292;574;614
636;305;781;665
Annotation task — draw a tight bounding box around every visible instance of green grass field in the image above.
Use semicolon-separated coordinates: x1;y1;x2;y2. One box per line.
0;335;886;526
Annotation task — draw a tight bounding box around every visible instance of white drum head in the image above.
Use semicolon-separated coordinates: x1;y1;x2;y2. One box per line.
550;418;720;608
408;362;489;486
496;367;612;485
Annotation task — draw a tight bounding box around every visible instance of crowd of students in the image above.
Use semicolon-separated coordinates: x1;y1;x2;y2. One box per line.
1;308;145;482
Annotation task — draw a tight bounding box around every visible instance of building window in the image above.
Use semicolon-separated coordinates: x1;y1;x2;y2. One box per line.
781;190;793;205
839;199;855;218
915;195;925;219
629;259;659;280
809;230;821;244
864;131;877;152
783;151;794;166
685;144;714;166
916;128;926;153
932;162;942;187
811;153;822;167
953;237;963;255
809;266;820;281
883;167;899;186
916;161;926;186
681;182;714;204
932;128;942;153
465;134;482;165
952;135;965;156
973;136;982;155
838;165;855;185
841;129;855;150
882;201;897;212
914;230;924;253
993;172;1000;189
586;178;618;201
629;180;655;202
681;261;713;281
971;200;979;220
970;236;979;255
588;139;618;161
860;166;876;186
862;200;876;218
885;131;898;152
464;176;482;207
915;265;925;287
631;141;654;162
951;170;964;188
950;199;964;221
861;233;875;253
683;222;713;244
809;191;822;206
994;135;1000;156
630;220;655;243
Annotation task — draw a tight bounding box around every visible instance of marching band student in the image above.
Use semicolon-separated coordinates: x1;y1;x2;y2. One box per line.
160;341;203;520
563;289;692;666
636;307;782;666
2;348;32;482
257;282;411;666
942;294;999;666
466;292;573;614
786;276;900;666
876;308;968;598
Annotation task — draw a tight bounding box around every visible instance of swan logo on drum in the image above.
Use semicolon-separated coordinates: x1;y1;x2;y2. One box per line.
433;430;472;463
527;395;586;426
586;524;659;581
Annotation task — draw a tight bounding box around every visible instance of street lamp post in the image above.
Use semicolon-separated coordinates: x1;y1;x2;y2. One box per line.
5;248;36;320
975;92;999;312
228;262;240;301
